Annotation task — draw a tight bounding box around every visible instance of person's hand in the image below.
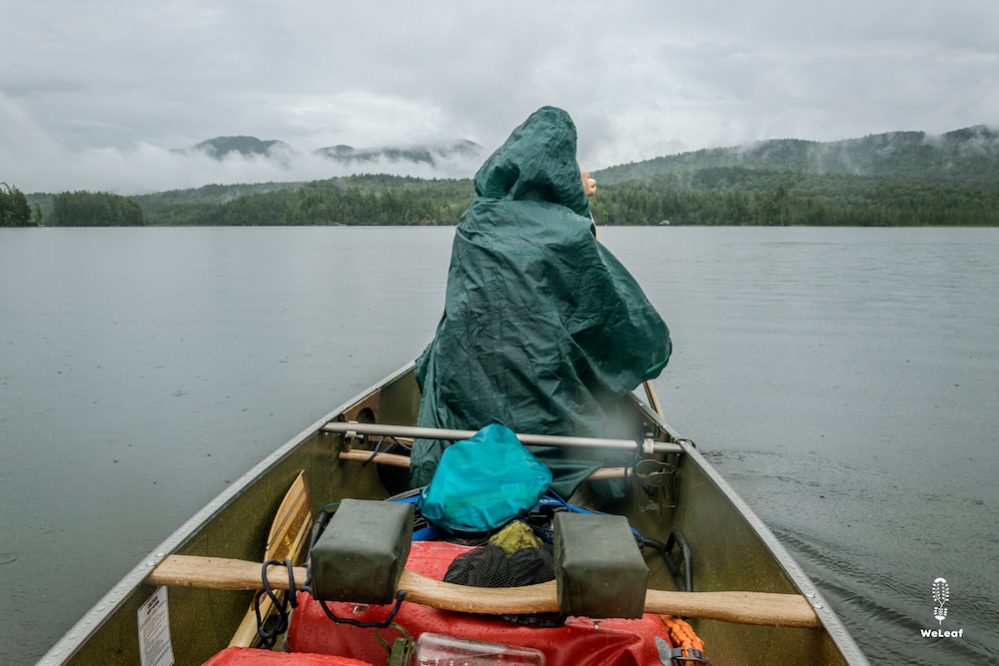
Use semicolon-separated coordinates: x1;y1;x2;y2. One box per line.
581;171;597;197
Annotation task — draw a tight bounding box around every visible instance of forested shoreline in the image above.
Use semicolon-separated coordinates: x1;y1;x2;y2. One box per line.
21;167;999;226
18;170;998;228
1;183;35;226
49;191;145;226
591;168;999;226
14;124;999;227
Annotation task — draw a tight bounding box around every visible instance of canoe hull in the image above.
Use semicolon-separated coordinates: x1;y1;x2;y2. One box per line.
42;364;868;665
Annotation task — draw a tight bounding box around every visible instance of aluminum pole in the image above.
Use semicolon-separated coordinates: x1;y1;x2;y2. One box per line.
321;421;683;455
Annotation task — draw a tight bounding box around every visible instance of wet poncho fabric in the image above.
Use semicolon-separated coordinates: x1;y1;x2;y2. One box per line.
411;106;671;500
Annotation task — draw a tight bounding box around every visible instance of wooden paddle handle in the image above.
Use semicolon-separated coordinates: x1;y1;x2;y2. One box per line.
148;555;821;628
643;380;664;417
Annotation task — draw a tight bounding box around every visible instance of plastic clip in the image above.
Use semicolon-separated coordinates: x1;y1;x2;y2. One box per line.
670;646;711;664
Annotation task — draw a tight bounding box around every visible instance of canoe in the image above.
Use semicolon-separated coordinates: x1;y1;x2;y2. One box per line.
39;363;869;665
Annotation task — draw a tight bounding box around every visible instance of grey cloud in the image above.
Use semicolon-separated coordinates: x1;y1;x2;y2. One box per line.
0;78;89;97
2;0;998;191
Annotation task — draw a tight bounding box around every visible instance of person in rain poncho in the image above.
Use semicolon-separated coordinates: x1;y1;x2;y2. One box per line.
411;106;671;502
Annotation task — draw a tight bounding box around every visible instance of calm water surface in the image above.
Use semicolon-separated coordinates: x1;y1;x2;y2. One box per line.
1;226;997;664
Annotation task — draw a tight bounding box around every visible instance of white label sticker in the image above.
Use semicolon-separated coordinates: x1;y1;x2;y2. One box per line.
137;587;175;666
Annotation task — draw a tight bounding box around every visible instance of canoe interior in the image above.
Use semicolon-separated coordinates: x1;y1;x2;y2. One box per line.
56;367;858;666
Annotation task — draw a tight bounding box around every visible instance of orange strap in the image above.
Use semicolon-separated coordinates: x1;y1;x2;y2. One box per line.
661;614;706;653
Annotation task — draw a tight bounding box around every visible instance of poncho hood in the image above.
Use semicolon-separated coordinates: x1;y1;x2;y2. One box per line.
474;106;591;218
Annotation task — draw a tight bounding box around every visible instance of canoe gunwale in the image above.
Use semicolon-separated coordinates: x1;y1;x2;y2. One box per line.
632;399;870;665
38;362;417;666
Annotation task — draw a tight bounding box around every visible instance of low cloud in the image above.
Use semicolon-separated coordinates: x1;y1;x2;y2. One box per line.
0;95;483;194
9;145;483;196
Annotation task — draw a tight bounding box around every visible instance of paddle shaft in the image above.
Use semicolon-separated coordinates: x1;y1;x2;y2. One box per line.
149;555;821;629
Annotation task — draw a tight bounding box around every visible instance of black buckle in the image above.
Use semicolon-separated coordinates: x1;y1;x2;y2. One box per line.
656;637;711;665
670;646;710;664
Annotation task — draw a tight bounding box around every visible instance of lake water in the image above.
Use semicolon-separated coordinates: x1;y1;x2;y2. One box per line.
1;226;997;664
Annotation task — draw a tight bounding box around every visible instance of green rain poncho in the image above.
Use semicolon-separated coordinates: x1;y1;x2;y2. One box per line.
411;106;671;500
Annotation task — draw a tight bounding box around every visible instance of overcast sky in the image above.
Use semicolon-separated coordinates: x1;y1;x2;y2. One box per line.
2;0;998;193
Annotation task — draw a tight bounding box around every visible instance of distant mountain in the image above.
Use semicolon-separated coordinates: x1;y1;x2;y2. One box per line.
595;125;999;189
26;124;999;228
316;144;434;164
175;135;482;168
315;139;482;166
184;136;295;160
27;132;999;227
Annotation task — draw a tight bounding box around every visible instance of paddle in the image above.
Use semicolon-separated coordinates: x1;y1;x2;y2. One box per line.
149;555;821;629
227;470;313;647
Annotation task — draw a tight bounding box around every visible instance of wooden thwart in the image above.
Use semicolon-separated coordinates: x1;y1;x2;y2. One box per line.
148;555;821;629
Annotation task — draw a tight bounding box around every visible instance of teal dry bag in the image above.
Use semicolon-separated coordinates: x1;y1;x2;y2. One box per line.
418;424;552;533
